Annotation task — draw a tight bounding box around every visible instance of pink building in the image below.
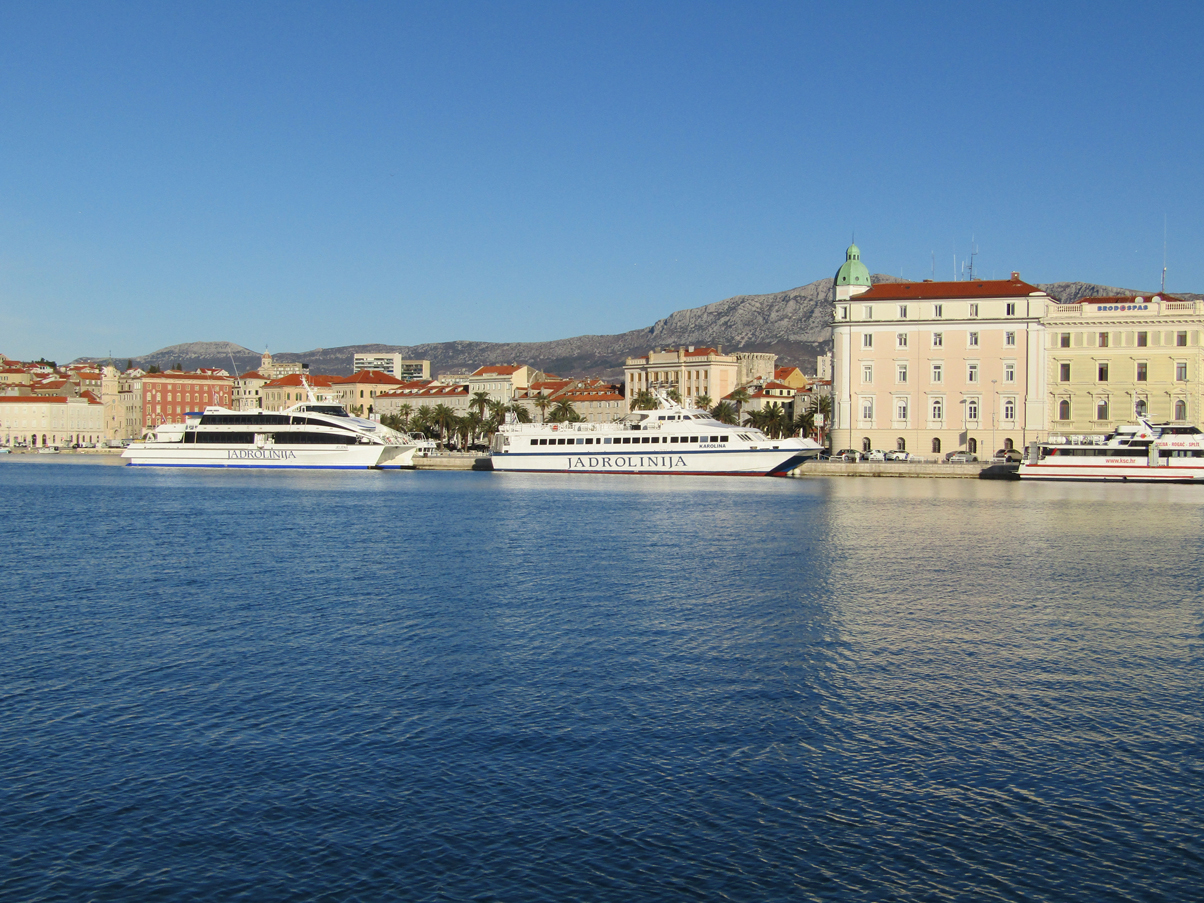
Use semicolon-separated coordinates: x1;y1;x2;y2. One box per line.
831;245;1051;457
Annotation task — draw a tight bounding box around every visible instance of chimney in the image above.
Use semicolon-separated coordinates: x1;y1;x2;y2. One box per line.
1011;271;1020;281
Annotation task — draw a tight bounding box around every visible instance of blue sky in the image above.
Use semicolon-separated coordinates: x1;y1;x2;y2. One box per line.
2;1;1202;362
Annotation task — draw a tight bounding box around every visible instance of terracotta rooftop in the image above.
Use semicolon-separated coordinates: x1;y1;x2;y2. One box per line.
334;369;405;386
853;277;1043;301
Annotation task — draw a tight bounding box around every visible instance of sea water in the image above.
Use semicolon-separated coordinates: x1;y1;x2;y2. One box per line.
1;458;1201;901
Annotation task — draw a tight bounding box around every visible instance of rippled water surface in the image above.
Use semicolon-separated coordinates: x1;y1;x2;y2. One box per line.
2;458;1202;901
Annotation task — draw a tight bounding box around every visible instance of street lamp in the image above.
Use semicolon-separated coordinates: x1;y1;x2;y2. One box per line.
991;379;998;457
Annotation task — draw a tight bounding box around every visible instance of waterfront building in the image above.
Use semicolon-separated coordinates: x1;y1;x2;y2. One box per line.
233;370;269;411
137;371;234;431
514;378;624;422
260;374;335;412
1;394;104;447
831;244;1052;457
626;347;749;407
375;382;471;416
352;353;430;381
332;369;406;415
1043;293;1204;432
256;351;305;381
466;365;543;405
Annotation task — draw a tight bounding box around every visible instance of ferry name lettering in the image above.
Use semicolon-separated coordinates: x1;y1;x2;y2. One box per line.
568;455;688;470
227;449;298;460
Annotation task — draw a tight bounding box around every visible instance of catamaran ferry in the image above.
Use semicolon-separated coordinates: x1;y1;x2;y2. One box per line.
1018;420;1204;482
122;398;419;469
491;394;821;476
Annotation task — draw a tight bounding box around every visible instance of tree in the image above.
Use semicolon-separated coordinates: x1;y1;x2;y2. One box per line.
431;404;457;448
666;387;681;404
695;393;712;411
396;403;413;429
470;391;491;419
172;361;183;372
411;405;435;438
146;365;161;374
711;401;738;425
125;359;133;372
728;387;750;420
532;394;552;423
632;390;657;411
792;407;816;440
548;399;584;422
506;403;532;423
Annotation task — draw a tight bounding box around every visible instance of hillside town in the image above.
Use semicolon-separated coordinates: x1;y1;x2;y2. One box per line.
3;244;1201;457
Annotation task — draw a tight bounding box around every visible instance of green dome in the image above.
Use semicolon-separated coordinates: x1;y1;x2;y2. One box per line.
835;243;871;287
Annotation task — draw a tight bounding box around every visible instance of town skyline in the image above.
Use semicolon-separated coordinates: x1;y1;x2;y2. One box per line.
3;3;1202;363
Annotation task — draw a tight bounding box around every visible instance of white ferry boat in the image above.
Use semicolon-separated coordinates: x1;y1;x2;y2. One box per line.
1018;420;1204;482
490;394;822;476
122;396;419;469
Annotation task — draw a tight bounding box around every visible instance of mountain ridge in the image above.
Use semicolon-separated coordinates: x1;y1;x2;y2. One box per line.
82;277;1201;378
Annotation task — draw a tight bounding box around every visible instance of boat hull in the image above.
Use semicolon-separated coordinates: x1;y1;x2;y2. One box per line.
122;443;415;469
1018;461;1204;482
490;446;816;476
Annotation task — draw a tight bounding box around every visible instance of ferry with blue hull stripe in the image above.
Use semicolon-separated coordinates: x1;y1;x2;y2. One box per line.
122;383;418;469
1018;420;1204;482
491;392;821;476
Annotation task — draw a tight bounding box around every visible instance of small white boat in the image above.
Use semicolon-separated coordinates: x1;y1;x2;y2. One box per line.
1019;420;1204;482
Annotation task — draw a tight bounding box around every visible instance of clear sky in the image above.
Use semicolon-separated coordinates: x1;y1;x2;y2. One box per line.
2;1;1202;363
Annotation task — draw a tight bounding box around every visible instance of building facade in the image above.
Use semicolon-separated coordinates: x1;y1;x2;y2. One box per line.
353;353;431;381
624;346;747;407
1043;293;1204;433
1;395;104;447
831;245;1051;456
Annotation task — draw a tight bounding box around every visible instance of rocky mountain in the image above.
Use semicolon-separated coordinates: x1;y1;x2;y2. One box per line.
86;277;1201;379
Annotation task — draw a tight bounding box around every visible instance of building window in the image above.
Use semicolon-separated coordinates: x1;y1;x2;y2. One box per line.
968;438;978;454
932;363;943;383
1098;332;1110;348
862;364;873;383
896;364;908;383
1136;362;1147;382
1098;362;1109;382
969;303;979;318
862;437;872;453
896;398;909;421
838;306;848;320
1176;331;1187;346
967;364;979;383
967;399;979;420
1176;361;1188;381
897;333;908;348
929;332;944;350
1097;399;1110;420
1060;362;1071;382
1060;333;1071;348
1135;398;1147;417
1058;399;1071;420
933;304;943;318
864;306;873;320
1003;398;1016;420
1005;331;1016;346
1137;331;1148;347
1003;363;1015;383
1175;399;1187;420
896;437;907;451
899;305;908;318
1006;302;1016;316
932;437;942;453
860;398;874;421
931;398;943;420
863;334;873;348
968;332;979;347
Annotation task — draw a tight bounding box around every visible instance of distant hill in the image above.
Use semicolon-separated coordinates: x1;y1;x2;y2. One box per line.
83;277;1201;378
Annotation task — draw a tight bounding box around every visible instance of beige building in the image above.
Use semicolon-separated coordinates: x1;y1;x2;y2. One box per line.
624;346;759;406
333;370;406;415
467;365;543;404
831;244;1052;457
1044;293;1204;432
1;395;104;447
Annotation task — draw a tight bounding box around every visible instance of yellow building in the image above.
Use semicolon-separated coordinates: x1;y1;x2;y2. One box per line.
1044;293;1203;432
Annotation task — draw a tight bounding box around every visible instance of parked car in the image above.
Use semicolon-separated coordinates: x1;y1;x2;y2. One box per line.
866;449;889;462
947;452;978;463
993;449;1023;463
833;449;863;462
885;450;913;462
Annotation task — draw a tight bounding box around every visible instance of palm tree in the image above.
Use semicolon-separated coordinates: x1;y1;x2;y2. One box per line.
470;391;491;419
485;399;508;434
728;387;750;421
666;387;682;404
695;393;712;411
431;404;456;448
711;401;738;425
549;399;584;422
412;405;435;437
792;406;816;440
396;403;412;430
533;395;552;423
632;390;657;411
506;403;532;423
464;410;484;446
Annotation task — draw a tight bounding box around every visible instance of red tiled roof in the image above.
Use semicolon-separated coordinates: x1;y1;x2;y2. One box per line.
0;395;72;404
262;374;335;388
472;365;523;376
238;370;265;380
142;372;234;383
853;277;1043;301
334;369;405;386
1064;293;1178;305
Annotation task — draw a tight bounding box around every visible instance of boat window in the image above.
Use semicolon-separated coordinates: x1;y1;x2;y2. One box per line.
195;432;255;444
576;437;584;444
604;437;612;444
651;437;659;443
585;438;594;444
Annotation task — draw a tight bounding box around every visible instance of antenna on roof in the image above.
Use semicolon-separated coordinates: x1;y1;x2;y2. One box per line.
931;252;935;281
1162;214;1167;294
